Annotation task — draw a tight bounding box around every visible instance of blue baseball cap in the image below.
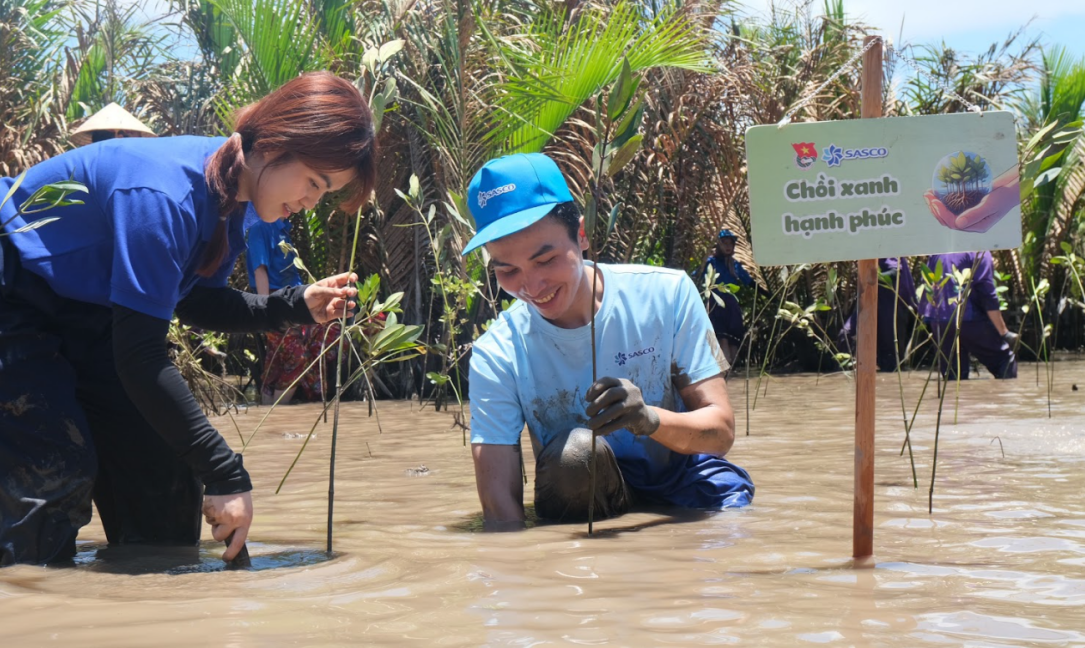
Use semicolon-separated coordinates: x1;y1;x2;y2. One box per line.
462;153;574;255
718;228;738;240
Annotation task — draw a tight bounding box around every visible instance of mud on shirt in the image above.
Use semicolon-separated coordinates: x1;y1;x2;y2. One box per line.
469;263;754;509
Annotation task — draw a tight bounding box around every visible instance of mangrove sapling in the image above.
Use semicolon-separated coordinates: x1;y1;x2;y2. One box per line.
885;262;917;474
394;177;484;436
273;295;423;494
1027;277;1054;417
582;58;645;534
752;265;807;410
929;372;947;515
1051;243;1085;326
915;259;973;509
740;272;789;436
895;268;959;489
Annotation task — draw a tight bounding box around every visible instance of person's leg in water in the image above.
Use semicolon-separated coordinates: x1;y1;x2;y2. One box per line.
717;337;738;370
708;292;744;374
68;301;203;547
534;428;630;522
0;241;96;565
960;319;1018;379
933;319;970;381
875;285;901;372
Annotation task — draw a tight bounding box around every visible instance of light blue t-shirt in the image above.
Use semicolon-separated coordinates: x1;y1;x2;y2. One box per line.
469;263;754;509
0;136;246;320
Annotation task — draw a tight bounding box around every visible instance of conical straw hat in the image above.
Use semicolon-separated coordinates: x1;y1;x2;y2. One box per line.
70;102;156;147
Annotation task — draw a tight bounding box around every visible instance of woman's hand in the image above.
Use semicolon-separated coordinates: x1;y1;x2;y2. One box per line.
304;272;358;323
202;491;254;561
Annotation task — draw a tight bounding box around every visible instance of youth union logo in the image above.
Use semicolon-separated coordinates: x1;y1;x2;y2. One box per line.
791;142;818;170
821;143;889;168
477;183;516;208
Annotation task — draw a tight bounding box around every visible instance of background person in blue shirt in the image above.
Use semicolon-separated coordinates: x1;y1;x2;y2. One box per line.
0;72;376;566
466;154;753;530
698;229;755;368
246;214;340;404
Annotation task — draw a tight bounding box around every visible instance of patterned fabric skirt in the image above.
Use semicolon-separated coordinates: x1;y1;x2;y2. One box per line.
261;322;341;401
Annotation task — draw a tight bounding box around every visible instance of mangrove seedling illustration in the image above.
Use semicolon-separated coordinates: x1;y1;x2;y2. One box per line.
932;151;992;215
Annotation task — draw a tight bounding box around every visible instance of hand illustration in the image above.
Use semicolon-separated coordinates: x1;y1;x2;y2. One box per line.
925;166;1020;233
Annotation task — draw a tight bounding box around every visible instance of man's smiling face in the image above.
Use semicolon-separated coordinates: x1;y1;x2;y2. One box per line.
486;213;593;329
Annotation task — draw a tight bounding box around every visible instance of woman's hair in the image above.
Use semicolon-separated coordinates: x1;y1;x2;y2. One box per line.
199;71;377;277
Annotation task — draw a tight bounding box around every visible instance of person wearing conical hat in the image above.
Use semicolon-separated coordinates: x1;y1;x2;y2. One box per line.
69;102;157;147
0;73;376;566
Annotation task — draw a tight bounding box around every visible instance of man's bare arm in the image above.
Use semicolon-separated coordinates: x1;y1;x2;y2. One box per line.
650;374;735;456
585;374;735;456
471;443;526;530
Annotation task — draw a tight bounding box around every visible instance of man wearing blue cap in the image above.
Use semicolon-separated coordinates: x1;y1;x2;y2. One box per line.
698;229;755;367
464;153;754;529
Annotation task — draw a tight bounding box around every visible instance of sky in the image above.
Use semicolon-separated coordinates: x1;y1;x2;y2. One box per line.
740;0;1085;62
129;0;1085;74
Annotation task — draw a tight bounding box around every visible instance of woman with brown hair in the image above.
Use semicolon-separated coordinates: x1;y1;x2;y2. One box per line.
0;72;376;566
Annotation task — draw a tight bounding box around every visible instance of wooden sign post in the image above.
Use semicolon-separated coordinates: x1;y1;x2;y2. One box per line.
744;37;1020;562
853;35;882;560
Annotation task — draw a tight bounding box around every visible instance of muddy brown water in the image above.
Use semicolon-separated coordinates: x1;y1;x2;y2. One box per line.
2;364;1084;646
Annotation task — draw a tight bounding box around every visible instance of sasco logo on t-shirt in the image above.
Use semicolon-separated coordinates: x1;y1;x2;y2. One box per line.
614;346;655;366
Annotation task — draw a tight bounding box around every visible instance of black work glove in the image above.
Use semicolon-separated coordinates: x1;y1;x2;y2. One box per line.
1001;330;1019;346
585;377;661;437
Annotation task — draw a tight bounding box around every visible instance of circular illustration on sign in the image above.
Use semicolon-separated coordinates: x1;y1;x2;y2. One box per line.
934;151;991;214
924;151;1020;233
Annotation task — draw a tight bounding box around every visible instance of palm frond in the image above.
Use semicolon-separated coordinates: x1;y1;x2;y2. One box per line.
490;0;709;155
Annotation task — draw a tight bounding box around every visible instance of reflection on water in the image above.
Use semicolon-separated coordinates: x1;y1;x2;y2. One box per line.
2;363;1084;646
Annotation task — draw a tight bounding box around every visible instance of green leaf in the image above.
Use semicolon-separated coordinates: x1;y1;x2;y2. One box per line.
1034;167;1062;187
607;59;635;122
583;194;598;239
356;273;380;309
606;134;643;177
426;371;450;385
612;99;644;148
10;217;62;233
381;76;397;105
1024;119;1060;152
1;172;25;210
361;47;378;73
1052;126;1082;145
371;322;423;354
605;202;621;239
377;39;405;63
378;291;404;314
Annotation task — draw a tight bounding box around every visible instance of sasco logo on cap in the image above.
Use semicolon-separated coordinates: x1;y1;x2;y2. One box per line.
477;183;516;208
463;153;575;255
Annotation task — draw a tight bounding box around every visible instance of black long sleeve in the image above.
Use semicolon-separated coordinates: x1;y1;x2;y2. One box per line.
175;284;314;333
112;305;251;495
